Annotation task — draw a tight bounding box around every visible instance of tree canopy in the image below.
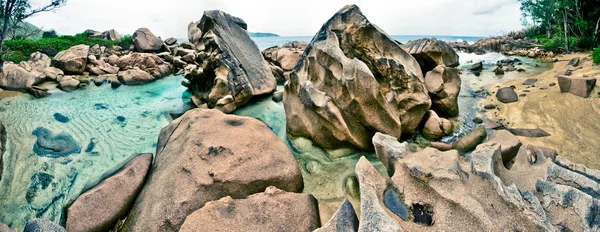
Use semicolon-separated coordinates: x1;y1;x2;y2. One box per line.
519;0;600;51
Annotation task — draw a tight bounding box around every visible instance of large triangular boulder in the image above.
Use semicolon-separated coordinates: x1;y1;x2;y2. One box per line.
185;10;276;113
122;109;302;231
283;5;430;149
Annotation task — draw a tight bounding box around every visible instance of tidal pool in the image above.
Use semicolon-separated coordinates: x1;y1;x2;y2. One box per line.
0;52;551;229
0;75;188;230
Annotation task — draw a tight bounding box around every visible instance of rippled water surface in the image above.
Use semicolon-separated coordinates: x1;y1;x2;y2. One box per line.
0;75;188;229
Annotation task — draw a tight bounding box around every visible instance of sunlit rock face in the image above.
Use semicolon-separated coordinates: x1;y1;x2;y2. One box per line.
283;4;430;150
185;10;277;113
122;109;302;231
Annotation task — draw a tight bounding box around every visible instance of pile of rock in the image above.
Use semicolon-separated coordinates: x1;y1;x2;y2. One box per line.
447;30;555;59
0;27;189;97
283;5;461;150
261;41;308;84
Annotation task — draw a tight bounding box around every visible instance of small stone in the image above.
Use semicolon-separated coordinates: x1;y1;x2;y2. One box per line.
522;78;537;85
519;93;527;97
484;104;496;110
111;81;122;89
549;82;556;87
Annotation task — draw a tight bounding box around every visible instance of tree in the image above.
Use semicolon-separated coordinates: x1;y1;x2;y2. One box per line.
42;29;56;38
0;0;67;66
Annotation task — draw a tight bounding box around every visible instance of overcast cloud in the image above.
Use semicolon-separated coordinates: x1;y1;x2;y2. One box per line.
26;0;524;38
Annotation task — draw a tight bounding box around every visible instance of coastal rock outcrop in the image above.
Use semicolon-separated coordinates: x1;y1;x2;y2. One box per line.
424;65;461;116
283;5;430;150
403;38;460;74
0;63;42;91
133;28;164;53
117;53;171;78
52;44;89;74
261;41;308;84
65;153;152;232
363;130;600;231
179;186;320;231
123;109;302;231
185;10;276;113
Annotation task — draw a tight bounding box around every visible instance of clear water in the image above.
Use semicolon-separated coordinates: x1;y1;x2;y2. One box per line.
0;36;548;230
0;75;188;230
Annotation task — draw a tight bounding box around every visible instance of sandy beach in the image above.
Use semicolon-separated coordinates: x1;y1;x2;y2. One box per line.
485;53;600;168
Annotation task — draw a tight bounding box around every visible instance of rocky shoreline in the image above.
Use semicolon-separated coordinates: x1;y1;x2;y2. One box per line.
1;4;599;232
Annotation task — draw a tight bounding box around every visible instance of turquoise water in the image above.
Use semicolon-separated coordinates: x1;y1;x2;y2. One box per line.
0;75;188;230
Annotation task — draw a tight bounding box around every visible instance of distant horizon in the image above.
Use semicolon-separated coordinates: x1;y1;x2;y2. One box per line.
26;0;524;40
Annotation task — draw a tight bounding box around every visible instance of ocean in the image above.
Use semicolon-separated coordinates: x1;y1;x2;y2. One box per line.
252;35;485;50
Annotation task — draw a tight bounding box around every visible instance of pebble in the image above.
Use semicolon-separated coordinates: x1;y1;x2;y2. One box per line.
549;82;556;87
484;104;496;110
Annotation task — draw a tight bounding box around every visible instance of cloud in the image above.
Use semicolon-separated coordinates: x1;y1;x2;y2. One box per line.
26;0;524;38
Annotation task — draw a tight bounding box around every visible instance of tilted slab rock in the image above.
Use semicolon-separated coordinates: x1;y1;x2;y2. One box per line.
52;44;89;74
557;75;597;98
122;109;302;231
283;5;430;150
179;186;320;232
186;10;276;113
66;153;152;232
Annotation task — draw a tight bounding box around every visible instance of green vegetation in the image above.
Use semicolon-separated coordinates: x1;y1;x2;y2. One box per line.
519;0;600;52
593;46;600;64
249;32;280;37
2;33;133;63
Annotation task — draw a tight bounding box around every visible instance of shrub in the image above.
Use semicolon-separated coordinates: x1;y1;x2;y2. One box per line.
118;35;134;49
593;46;600;65
572;37;595;50
42;30;57;38
542;37;565;52
2;33;116;62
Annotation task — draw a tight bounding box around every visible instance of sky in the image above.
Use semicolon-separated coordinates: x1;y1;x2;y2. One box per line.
27;0;525;39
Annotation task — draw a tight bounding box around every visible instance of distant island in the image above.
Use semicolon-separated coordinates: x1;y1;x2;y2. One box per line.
249;32;280;37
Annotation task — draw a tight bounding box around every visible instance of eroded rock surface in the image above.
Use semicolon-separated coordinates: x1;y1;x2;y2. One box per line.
179;186;320;232
283;5;430;150
185;10;276;113
359;131;600;231
123;109;302;231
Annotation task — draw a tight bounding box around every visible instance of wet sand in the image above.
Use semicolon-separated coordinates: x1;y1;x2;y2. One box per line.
485;53;600;169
